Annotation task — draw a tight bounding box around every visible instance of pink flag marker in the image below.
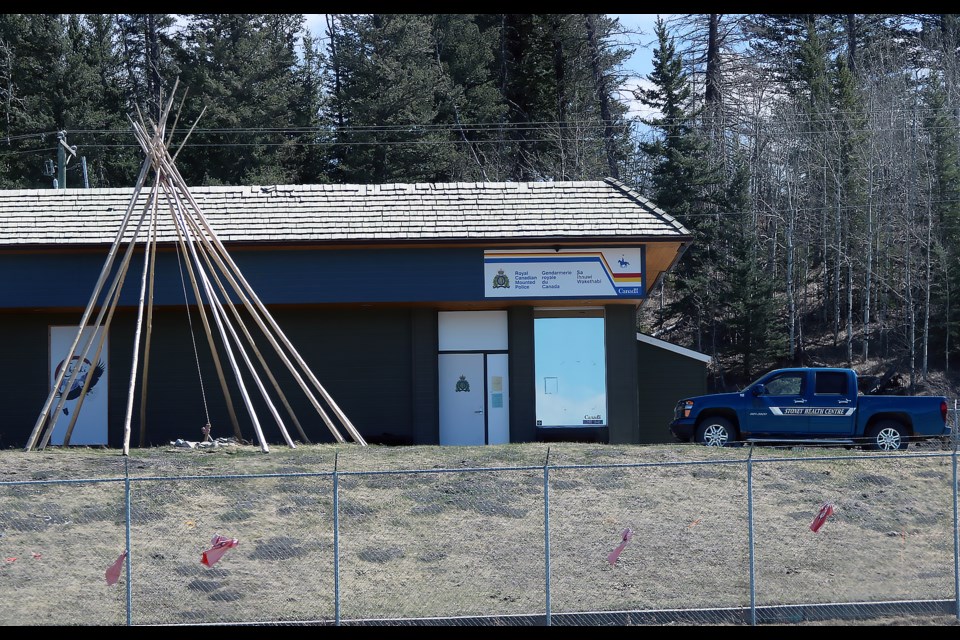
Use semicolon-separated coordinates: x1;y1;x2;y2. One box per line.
607;528;634;565
105;550;128;585
810;502;835;533
201;534;239;567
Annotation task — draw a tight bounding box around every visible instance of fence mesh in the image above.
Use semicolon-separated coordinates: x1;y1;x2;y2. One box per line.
128;474;335;625
337;467;545;622
547;460;751;625
0;480;128;626
1;445;959;625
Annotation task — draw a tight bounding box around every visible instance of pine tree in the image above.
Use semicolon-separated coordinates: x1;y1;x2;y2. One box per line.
322;14;451;183
723;160;786;378
171;13;309;185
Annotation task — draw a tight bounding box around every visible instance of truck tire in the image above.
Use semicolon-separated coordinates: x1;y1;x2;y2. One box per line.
866;420;908;451
695;417;737;447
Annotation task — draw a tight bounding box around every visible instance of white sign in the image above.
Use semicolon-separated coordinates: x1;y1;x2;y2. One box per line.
484;248;644;298
48;326;108;445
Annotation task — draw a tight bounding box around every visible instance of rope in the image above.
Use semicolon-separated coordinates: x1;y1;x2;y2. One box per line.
174;235;212;431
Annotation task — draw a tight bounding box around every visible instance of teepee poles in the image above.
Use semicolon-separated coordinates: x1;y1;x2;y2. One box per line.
165;178;365;445
151;136;354;444
171;181;350;444
130;125;271;453
163;190;244;443
24;158;153;451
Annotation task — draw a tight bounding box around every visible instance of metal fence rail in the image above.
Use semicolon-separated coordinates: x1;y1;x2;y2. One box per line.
1;448;959;626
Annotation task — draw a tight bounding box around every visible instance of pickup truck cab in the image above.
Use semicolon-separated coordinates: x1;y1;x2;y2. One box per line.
669;367;951;450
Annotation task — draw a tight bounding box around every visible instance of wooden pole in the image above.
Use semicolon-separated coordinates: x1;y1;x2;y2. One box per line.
123;180;160;455
138;188;160;447
165;193;245;442
165;176;359;444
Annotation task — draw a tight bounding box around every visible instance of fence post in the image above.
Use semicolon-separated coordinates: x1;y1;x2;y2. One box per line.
333;451;341;626
124;456;132;626
747;445;756;627
543;447;551;627
953;437;959;622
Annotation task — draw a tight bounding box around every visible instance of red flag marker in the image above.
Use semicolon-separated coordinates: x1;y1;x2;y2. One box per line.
810;502;835;533
105;550;128;585
201;534;239;567
31;552;41;559
4;557;16;563
607;528;634;565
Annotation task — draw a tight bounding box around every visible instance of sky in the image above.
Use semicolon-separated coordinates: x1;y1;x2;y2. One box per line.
303;14;665;119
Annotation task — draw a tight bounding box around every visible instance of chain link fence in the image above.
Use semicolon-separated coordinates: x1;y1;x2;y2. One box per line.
2;445;960;625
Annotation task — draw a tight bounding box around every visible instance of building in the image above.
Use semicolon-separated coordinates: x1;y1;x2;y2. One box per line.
0;178;693;449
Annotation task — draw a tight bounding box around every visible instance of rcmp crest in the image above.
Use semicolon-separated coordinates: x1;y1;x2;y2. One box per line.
492;268;510;289
455;374;470;392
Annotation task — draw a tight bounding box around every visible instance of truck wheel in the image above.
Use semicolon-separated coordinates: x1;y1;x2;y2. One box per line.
695;417;737;447
866;420;908;451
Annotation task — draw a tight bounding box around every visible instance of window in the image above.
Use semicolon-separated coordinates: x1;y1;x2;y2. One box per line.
765;372;804;396
534;311;606;427
815;371;849;395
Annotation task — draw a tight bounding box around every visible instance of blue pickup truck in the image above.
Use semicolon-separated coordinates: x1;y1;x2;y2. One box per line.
669;367;951;450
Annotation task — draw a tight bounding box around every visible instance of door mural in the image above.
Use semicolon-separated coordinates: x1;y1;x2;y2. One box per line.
48;325;108;445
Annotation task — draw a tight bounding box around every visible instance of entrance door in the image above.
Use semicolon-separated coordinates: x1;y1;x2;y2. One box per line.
438;352;511;445
438;311;510;446
439;353;486;445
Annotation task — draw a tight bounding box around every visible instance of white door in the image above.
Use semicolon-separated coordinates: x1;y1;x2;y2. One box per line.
439;353;486;445
48;325;109;445
438;311;510;446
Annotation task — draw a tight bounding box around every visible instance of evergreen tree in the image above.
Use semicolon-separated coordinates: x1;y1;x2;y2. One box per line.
430;14;506;181
723;159;785;378
322;14;451;183
171;13;309;185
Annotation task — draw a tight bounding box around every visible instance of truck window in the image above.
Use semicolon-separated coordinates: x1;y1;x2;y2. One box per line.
815;371;849;395
765;372;804;396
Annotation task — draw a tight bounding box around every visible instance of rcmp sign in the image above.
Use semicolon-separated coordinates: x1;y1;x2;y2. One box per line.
483;248;644;299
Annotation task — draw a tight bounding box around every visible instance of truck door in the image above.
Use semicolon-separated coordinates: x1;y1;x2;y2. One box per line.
748;370;809;434
806;370;857;435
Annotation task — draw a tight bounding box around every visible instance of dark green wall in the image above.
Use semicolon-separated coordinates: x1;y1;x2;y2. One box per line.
1;307;706;450
605;305;640;444
508;307;536;443
411;309;439;445
637;338;708;443
0;308;418;449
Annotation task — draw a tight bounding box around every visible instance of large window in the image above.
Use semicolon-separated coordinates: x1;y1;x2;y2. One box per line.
534;310;606;427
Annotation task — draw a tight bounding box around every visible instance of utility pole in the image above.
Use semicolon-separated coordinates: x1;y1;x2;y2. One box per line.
55;131;77;189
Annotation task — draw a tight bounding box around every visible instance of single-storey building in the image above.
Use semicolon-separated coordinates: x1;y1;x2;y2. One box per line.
0;178;694;449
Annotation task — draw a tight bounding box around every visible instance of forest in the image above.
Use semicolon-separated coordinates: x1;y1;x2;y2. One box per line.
1;14;958;393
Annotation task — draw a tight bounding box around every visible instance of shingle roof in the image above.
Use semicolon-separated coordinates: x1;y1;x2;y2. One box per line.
0;177;690;247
